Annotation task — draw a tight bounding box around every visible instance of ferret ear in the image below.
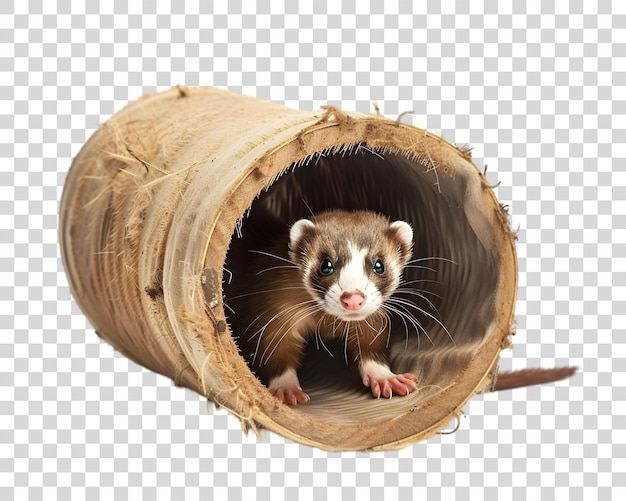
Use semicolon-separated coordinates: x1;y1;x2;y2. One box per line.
289;219;316;250
389;220;413;255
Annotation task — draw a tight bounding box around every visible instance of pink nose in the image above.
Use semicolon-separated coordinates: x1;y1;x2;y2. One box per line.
341;291;366;311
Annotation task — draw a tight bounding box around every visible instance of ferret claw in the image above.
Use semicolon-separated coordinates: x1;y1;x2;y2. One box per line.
269;387;310;406
366;372;417;399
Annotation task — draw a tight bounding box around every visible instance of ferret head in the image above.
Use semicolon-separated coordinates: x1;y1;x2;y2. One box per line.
288;210;413;322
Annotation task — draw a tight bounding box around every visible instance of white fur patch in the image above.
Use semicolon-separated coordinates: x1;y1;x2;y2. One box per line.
322;242;382;320
338;243;368;292
390;220;413;251
289;219;315;248
268;368;302;391
359;359;395;382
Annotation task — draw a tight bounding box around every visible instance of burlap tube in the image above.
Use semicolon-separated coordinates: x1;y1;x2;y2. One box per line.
59;86;519;451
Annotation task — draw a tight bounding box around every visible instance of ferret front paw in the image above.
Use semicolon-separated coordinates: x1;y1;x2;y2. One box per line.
267;368;310;405
365;373;417;398
269;387;310;405
360;360;417;399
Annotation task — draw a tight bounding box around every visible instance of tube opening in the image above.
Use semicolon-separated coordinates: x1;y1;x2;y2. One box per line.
222;145;501;425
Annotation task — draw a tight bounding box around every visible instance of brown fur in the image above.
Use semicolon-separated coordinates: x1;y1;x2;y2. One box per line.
492;367;577;391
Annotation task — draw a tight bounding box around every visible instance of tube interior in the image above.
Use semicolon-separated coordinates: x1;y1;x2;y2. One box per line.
223;146;500;424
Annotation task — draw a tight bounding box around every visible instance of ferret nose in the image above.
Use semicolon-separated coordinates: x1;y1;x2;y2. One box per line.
341;291;366;311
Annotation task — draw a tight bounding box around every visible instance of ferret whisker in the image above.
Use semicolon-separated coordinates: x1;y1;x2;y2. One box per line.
402;255;458;274
361;314;376;333
249;304;313;364
329;316;340;337
394;291;442;309
384;303;433;347
402;264;437;273
393;288;442;310
353;322;363;363
255;264;299;275
384;304;414;350
265;303;321;339
246;300;316;339
406;256;457;266
259;303;322;364
384;301;426;334
386;296;426;310
311;285;327;298
243;309;275;337
412;305;454;346
389;308;424;351
226;285;311;302
383;311;392;348
386;297;454;346
314;315;335;357
398;278;441;288
251;333;263;366
387;294;440;315
396;282;442;296
248;300;317;339
248;249;294;265
343;322;350;366
367;311;391;347
223;267;233;285
384;299;429;334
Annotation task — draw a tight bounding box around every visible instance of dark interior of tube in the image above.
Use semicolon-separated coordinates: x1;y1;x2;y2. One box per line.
223;145;500;424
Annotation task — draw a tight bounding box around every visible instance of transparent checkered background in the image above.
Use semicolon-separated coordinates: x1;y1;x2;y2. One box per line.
1;0;624;499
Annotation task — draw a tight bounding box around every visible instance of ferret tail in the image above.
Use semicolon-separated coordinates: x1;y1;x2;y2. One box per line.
491;366;577;391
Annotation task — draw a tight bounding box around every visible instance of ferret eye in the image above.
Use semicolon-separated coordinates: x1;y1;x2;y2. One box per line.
320;259;334;275
373;259;385;275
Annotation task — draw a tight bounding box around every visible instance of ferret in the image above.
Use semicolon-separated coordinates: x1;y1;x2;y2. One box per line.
227;209;418;405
